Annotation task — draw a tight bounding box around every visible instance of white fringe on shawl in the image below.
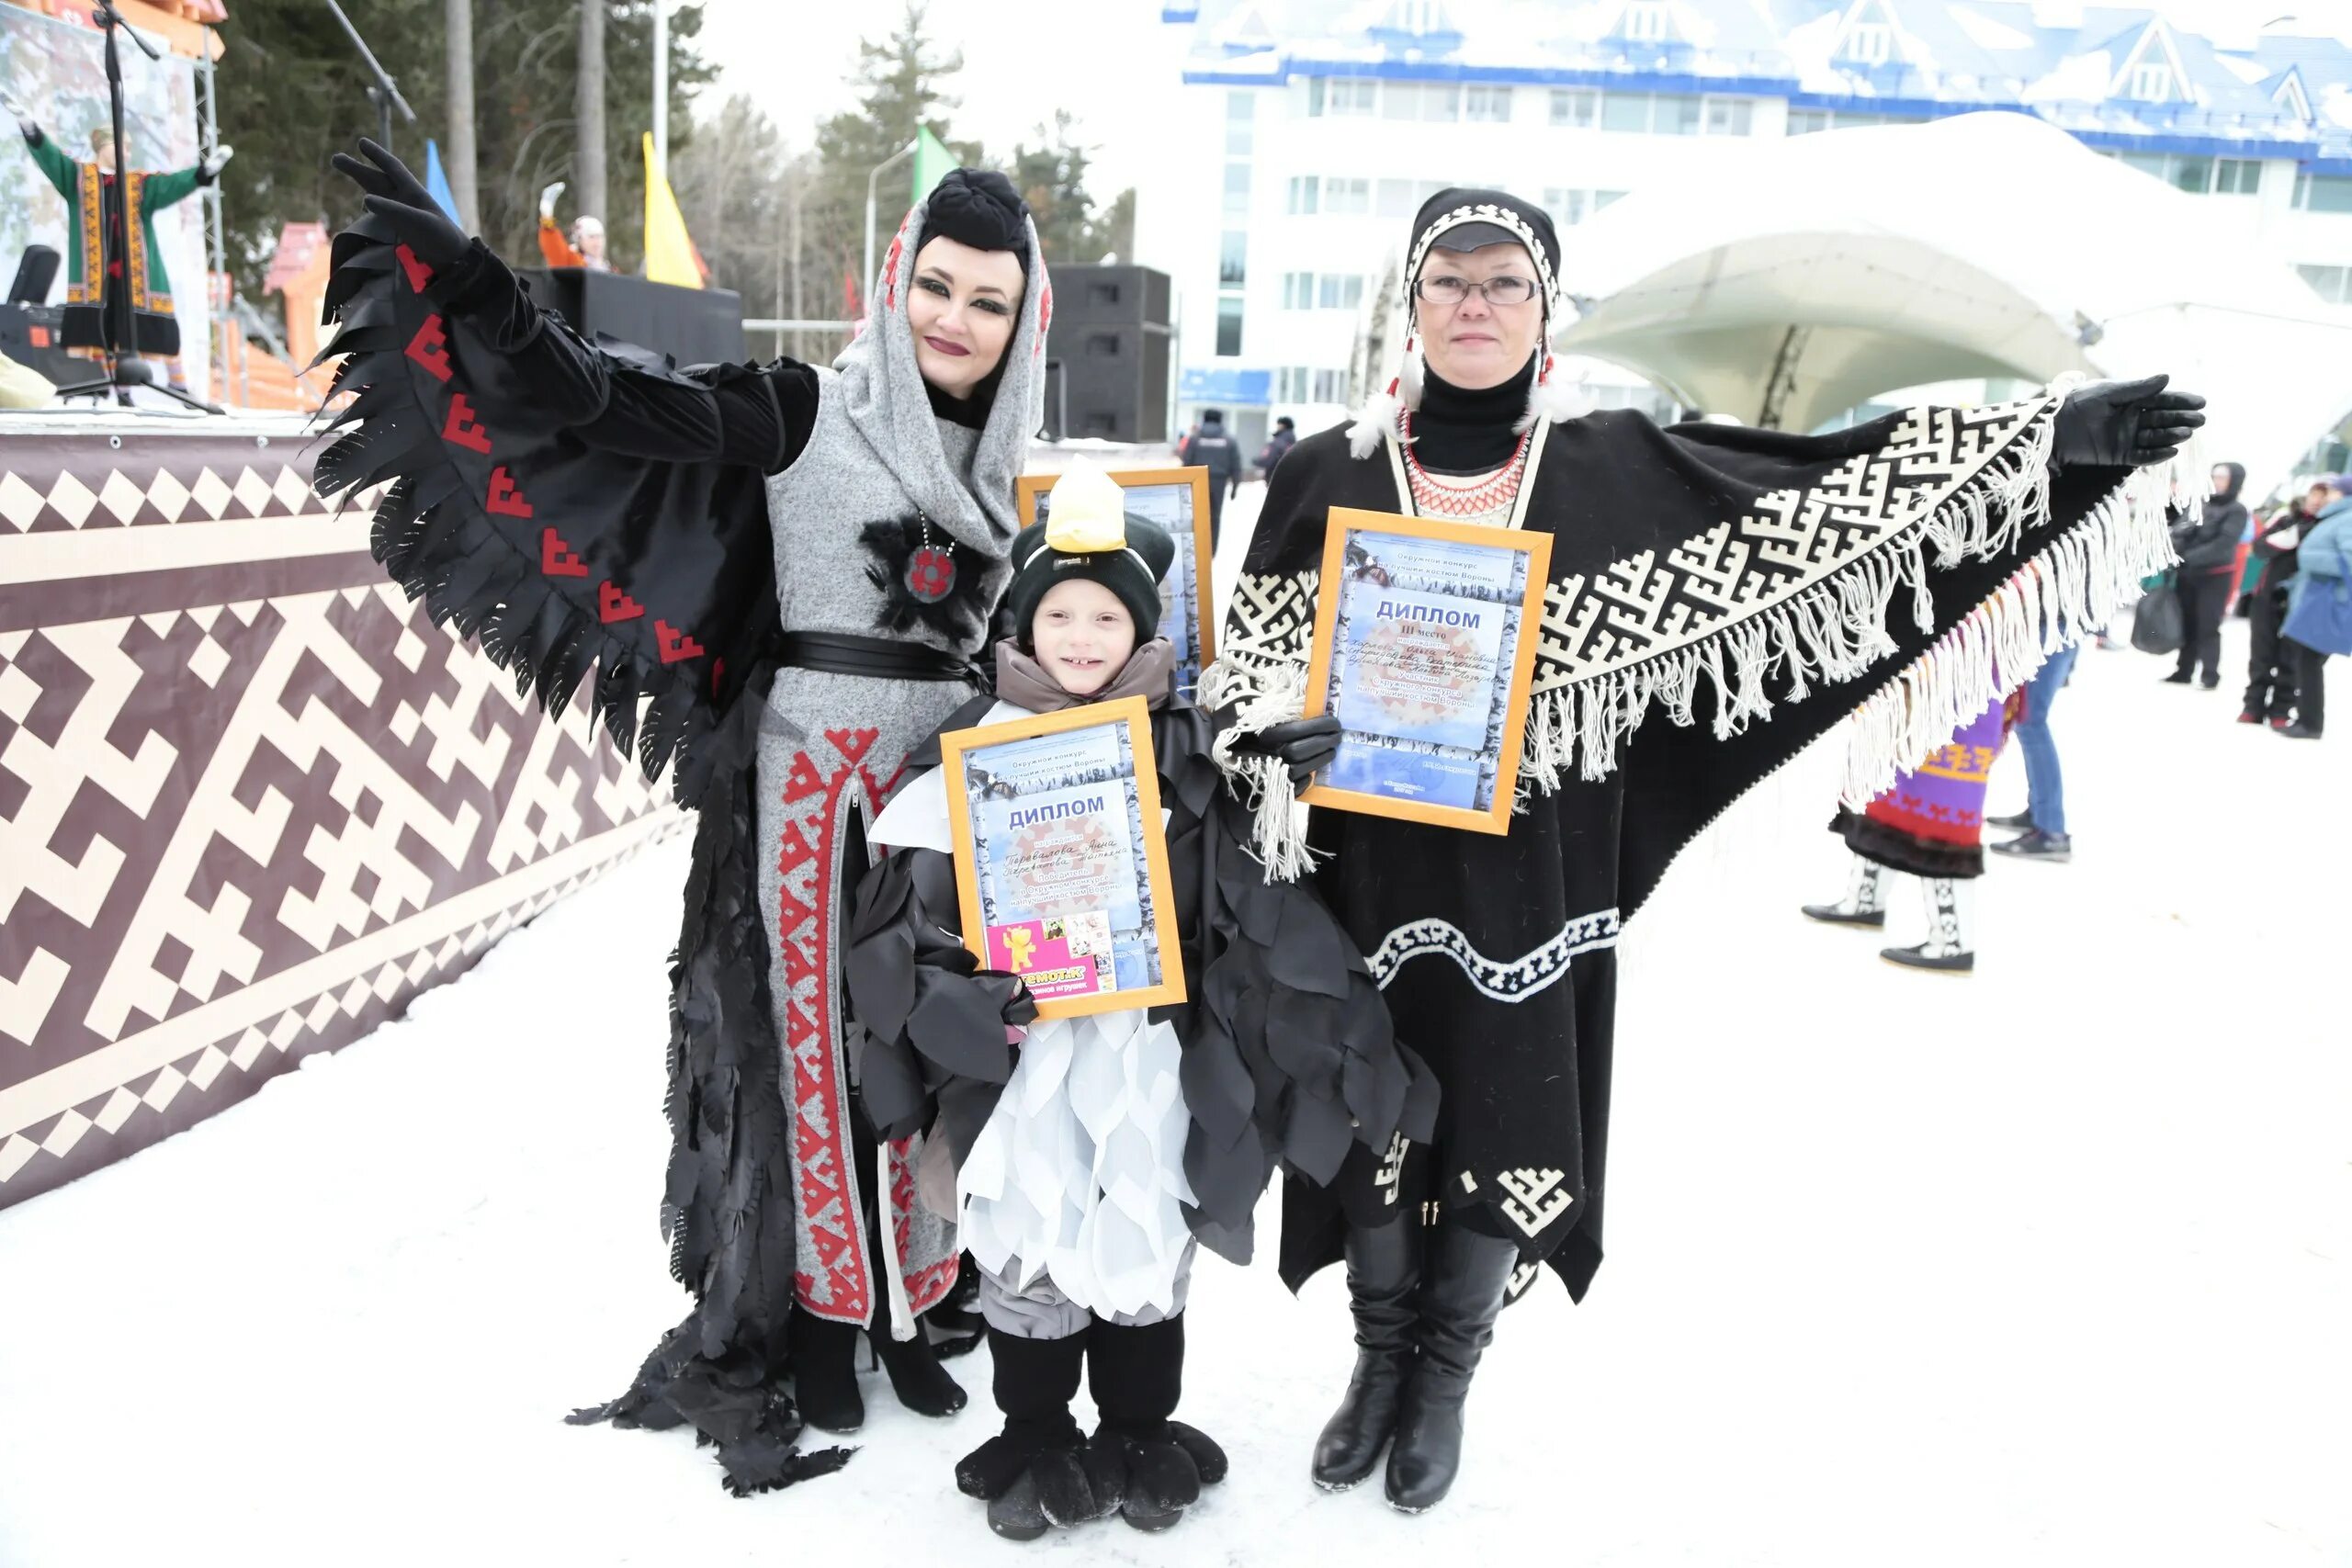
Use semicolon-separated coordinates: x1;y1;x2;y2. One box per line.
1199;653;1321;882
1521;415;2201;812
1212;387;2200;880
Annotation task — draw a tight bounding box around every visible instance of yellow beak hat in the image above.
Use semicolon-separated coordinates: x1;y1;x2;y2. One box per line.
1004;461;1177;639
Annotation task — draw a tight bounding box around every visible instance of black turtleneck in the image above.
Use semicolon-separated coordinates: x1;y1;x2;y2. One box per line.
1409;355;1536;474
927;380;989;430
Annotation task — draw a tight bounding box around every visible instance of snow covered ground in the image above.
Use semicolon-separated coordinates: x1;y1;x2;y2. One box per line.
3;486;2347;1566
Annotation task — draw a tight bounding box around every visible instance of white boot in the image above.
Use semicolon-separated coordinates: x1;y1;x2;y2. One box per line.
1801;855;1887;929
1881;877;1974;974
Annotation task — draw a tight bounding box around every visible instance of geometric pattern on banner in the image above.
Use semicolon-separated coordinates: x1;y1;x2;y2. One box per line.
0;426;683;1208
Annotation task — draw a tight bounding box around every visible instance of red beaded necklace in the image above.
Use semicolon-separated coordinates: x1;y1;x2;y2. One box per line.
1399;409;1532;518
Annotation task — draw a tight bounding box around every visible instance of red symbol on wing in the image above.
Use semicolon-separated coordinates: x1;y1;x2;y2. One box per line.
485;465;533;518
441;391;492;454
405;313;453;382
539;526;586;577
656;620;705;664
597;581;644;623
396;243;435;294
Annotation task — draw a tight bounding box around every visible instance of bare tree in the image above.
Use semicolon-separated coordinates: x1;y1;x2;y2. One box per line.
444;0;479;232
575;0;608;223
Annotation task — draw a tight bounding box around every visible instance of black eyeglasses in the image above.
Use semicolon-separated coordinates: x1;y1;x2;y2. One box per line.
1415;274;1539;306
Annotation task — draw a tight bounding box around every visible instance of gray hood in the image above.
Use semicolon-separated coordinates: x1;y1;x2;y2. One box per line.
831;186;1051;559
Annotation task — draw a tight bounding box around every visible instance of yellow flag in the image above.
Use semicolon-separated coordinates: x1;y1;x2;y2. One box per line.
642;132;704;289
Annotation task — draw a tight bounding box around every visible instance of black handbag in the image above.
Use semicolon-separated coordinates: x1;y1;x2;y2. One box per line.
2130;573;2185;656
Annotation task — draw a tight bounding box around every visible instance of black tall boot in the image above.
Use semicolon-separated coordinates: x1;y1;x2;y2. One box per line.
789;1303;866;1435
854;1183;967;1416
1384;1224;1518;1514
868;1312;968;1416
958;1327;1097;1541
1312;1213;1422;1490
1090;1315;1225;1532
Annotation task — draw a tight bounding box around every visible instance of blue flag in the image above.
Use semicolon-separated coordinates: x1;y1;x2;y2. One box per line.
424;140;461;224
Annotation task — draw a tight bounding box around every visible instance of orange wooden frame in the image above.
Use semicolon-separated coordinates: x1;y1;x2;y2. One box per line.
938;695;1188;1021
1298;507;1555;835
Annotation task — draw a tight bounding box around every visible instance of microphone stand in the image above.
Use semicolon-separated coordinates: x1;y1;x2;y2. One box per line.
51;0;221;412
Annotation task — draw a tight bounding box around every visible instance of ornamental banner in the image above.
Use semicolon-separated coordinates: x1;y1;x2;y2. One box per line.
0;414;683;1207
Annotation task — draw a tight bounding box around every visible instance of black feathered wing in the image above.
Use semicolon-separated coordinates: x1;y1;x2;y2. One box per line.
311;215;782;800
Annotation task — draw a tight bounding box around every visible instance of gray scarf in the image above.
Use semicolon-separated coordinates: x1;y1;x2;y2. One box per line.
994;638;1176;714
832;187;1051;558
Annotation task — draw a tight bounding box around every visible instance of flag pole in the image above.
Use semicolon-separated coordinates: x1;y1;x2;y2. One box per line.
651;0;668;179
861;138;917;318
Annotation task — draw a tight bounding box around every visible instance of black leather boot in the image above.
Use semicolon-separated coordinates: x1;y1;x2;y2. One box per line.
1384;1224;1518;1514
957;1327;1097;1541
1089;1315;1210;1532
1311;1213;1422;1490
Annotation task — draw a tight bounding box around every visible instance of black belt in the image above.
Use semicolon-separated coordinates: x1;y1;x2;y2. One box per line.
775;630;981;683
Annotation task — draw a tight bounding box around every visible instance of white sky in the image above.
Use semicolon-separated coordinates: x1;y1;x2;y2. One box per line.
696;0;2352;200
697;0;1182;197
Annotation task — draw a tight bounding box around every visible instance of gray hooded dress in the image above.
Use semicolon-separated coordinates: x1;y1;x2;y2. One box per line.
312;184;1050;1492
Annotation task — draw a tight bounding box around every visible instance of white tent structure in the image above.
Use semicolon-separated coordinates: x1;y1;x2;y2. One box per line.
1554;110;2352;498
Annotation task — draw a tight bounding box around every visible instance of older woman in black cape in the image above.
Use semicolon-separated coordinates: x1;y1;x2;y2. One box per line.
1206;187;2203;1513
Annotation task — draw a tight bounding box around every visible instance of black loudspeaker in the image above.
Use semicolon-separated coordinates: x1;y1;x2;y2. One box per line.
9;245;60;307
516;268;746;367
1045;264;1170;444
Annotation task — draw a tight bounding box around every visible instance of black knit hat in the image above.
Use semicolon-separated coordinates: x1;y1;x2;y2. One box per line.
1005;467;1175;642
918;168;1032;273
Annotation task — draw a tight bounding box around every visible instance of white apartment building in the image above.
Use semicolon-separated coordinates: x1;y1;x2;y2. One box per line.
1136;1;2352;457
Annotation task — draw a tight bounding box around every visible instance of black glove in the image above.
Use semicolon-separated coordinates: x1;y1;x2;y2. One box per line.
1237;714;1341;788
993;975;1039;1030
2052;374;2206;469
330;137;470;272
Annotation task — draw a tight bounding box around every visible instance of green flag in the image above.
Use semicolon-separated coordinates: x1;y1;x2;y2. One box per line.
911;127;957;206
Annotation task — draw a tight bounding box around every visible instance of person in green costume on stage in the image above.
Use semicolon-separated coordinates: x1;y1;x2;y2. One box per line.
5;89;231;383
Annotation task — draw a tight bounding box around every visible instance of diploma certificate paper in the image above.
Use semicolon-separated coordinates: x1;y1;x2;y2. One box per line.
941;697;1187;1019
1301;509;1554;835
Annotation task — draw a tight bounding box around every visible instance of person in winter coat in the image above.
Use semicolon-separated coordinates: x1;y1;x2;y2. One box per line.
1804;686;2021;971
2165;463;2247;688
2281;476;2352;739
1255;414;1298;478
1177;409;1242;546
843;465;1433;1540
2241;478;2330;727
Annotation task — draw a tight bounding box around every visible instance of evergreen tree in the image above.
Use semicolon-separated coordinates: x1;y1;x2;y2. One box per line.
1009;110;1094;266
806;1;983;310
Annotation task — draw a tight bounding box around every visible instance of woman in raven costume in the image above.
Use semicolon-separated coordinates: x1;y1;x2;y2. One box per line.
1206;187;2205;1513
842;466;1434;1539
312;141;1051;1493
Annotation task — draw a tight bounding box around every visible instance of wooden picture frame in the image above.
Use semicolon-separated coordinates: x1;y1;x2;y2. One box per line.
1298;507;1555;835
938;695;1187;1021
1016;466;1217;693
